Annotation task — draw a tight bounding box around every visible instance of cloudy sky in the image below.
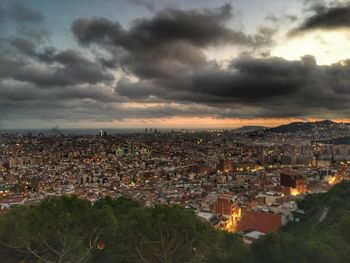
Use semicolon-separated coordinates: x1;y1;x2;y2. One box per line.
1;0;350;129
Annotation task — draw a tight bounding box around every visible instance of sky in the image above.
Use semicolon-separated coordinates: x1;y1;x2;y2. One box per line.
1;0;350;129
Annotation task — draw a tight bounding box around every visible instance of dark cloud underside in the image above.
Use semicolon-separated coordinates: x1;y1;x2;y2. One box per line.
0;2;350;125
291;4;350;34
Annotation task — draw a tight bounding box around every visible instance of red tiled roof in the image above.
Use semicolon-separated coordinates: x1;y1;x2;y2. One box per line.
237;209;282;234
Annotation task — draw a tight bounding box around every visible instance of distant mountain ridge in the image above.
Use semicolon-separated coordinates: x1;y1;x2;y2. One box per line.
315;136;350;145
267;120;348;133
233;126;266;133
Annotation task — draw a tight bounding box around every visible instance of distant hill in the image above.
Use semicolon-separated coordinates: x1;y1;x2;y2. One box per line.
267;120;344;133
330;136;350;145
315;136;350;145
233;126;266;133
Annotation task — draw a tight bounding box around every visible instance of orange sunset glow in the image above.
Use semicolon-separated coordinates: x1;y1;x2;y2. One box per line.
81;117;350;129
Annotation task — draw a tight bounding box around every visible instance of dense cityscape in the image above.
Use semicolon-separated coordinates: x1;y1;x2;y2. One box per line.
1;120;349;243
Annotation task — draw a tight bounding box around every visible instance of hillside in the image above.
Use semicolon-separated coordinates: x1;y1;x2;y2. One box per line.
267;120;340;133
315;136;350;145
232;126;266;133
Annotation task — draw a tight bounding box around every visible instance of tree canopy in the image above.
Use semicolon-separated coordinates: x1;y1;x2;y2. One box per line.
1;181;350;263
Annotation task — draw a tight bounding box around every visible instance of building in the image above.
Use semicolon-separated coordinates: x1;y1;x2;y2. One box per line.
98;130;107;137
213;194;241;232
280;170;307;195
213;194;237;216
216;159;233;173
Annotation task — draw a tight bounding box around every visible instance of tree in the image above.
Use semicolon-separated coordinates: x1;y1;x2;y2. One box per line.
206;232;254;263
0;196;117;263
104;205;219;263
2;182;350;263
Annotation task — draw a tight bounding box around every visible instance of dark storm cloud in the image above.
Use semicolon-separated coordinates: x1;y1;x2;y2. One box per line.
0;1;114;88
0;81;223;122
10;37;35;55
72;4;275;81
2;36;114;87
2;2;350;124
72;12;208;79
72;4;254;48
68;4;350;120
115;55;350;118
0;52;113;87
72;18;124;47
14;63;113;87
0;2;122;126
0;58;21;79
191;57;306;101
116;57;308;102
0;80;123;104
291;4;350;34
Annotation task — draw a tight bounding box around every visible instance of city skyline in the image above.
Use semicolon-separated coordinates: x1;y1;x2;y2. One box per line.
1;0;350;129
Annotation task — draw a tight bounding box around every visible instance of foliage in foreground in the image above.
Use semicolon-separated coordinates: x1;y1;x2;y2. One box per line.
1;181;350;263
0;196;251;263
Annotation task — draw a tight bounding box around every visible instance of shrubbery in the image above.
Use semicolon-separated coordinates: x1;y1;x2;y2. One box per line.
1;181;350;263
